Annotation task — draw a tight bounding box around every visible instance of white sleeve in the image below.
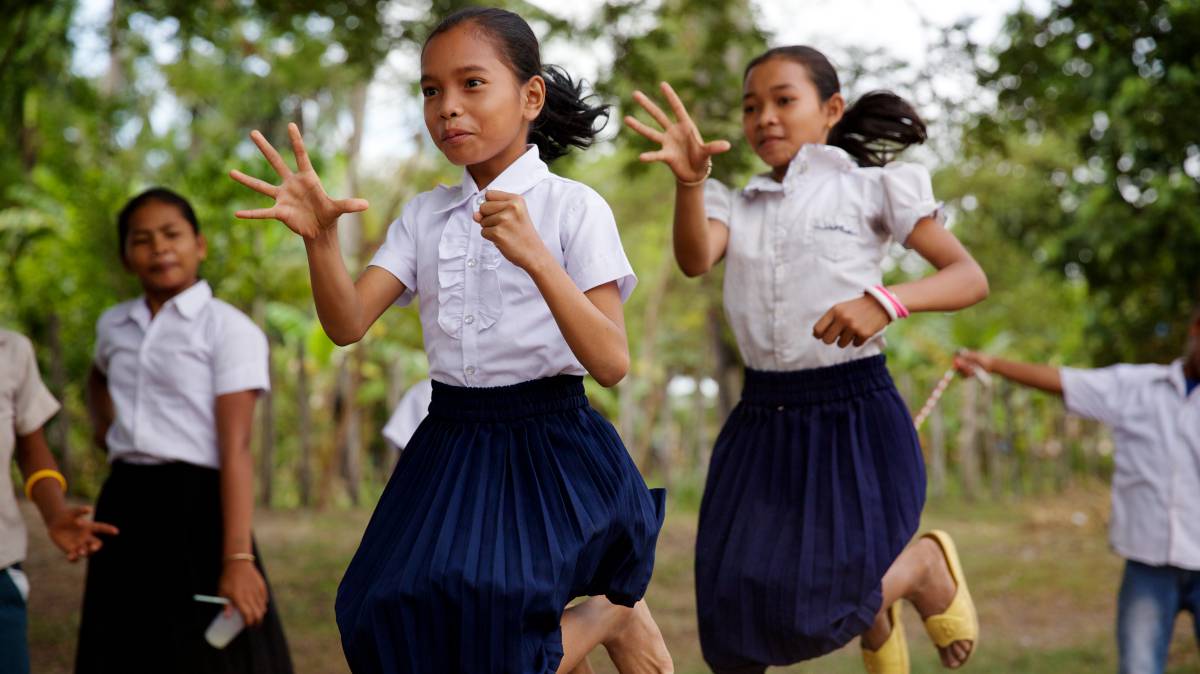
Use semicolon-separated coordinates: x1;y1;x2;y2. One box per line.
213;310;271;395
92;309;116;375
1061;365;1132;427
703;178;733;225
560;187;637;302
12;334;60;435
880;162;943;246
367;201;420;307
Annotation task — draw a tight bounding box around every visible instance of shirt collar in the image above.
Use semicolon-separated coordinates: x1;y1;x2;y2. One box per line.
433;146;551;213
123;280;212;329
742;143;856;196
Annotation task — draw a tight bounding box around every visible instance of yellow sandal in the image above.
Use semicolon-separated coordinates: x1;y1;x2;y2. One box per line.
862;601;909;674
921;530;979;666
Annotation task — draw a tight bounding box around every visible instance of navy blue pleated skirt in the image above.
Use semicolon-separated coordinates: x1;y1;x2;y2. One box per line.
695;356;925;671
335;375;666;674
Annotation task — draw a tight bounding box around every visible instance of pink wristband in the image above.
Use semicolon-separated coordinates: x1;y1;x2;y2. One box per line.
866;285;909;321
877;285;909;318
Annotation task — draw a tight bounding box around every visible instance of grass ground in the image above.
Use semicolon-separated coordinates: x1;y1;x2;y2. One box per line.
23;481;1200;673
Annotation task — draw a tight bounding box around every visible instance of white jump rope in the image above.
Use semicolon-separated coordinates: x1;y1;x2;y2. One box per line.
912;353;991;431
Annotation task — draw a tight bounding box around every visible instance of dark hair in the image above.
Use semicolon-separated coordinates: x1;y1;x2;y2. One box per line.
424;7;609;162
744;46;927;167
117;187;199;258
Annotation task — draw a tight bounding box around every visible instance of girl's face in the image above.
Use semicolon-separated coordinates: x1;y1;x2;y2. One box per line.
742;57;845;174
420;23;545;169
122;200;206;295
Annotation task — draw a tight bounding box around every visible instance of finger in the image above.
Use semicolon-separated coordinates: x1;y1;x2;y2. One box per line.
837;327;856;348
631;90;673;129
623;115;665;144
483;189;520;202
229;169;279;198
235;207;279;220
704;139;733;155
333;197;369;213
249;130;292;178
638;150;670;163
660;81;695;126
477;199;512;216
812;310;836;339
478;212;505;228
288;122;313;172
89;522;120;536
820;319;845;344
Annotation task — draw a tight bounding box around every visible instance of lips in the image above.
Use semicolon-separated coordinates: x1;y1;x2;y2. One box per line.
442;128;472;144
758;137;786;149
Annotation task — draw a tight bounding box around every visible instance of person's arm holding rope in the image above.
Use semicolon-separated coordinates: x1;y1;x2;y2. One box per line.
954;351;1063;395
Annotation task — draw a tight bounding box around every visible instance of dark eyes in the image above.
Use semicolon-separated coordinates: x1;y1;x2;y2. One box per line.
743;97;793;114
422;79;485;98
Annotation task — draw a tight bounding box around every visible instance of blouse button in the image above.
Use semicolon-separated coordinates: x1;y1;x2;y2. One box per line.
474;194;486;209
464;314;475;325
465;366;476;376
467;258;477;268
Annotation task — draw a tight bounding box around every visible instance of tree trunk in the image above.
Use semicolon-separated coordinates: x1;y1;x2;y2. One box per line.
929;402;947;497
956;378;982;501
296;339;313;508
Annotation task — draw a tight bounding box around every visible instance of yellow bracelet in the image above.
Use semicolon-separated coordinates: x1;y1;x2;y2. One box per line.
224;553;256;564
24;469;66;500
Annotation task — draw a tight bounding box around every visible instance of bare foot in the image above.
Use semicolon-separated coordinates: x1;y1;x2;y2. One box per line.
603;600;674;674
907;538;973;668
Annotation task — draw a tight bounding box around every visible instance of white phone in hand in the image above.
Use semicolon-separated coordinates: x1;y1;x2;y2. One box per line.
205;607;245;649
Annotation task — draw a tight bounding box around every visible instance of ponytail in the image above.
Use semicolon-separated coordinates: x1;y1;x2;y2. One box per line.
829;91;927;167
745;46;926;167
425;8;609;163
529;65;609;162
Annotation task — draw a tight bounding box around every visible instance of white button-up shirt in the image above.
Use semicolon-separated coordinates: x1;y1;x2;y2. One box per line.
704;143;942;371
369;146;636;387
93;280;270;469
0;330;61;569
1062;360;1200;569
382;378;432;450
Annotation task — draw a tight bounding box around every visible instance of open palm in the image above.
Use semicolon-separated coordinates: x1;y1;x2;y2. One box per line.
623;81;731;182
229;123;368;238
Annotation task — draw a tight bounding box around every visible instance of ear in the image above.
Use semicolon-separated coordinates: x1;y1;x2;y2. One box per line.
523;74;546;123
197;233;208;262
823;92;846;131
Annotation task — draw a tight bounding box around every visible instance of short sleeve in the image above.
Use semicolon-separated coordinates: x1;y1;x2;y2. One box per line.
212;309;271;395
703;179;733;225
880;162;943;246
368;201;419;307
12;334;61;435
560;187;637;303
1061;365;1131;427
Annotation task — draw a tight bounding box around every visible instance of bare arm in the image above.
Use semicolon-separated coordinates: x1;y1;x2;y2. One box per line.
624;82;731;277
814;217;990;348
955;351;1064;395
15;428;118;561
890;217;990;312
671;183;729;277
85;365;113;451
214;390;269;626
230;123;399;345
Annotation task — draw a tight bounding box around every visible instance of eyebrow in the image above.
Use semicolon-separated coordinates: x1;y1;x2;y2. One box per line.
420;65;490;82
743;83;799;100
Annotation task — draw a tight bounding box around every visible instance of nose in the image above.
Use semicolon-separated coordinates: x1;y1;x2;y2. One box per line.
439;93;462;120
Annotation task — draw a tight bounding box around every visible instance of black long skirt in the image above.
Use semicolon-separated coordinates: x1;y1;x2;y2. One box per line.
75;461;293;674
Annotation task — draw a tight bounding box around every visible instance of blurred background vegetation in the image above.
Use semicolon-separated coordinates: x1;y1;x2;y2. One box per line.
4;0;1199;671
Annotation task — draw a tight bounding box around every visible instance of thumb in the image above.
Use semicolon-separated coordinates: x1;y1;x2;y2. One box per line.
335;197;369;213
705;139;732;155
